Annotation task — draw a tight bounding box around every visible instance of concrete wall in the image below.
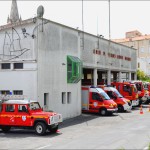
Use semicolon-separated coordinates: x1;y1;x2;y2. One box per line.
81;33;137;72
117;39;150;76
0;18;138;120
0;66;37;100
36;19;81;119
0;20;38;101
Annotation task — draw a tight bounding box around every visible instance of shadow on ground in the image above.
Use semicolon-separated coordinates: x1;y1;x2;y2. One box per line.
60;112;118;129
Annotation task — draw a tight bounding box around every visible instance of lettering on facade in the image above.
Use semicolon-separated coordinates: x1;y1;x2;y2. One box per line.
93;49;131;61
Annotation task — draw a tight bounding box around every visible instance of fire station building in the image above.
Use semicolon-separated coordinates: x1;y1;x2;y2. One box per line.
0;0;137;119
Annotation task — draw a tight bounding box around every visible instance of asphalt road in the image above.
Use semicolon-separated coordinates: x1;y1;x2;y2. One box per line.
0;105;150;149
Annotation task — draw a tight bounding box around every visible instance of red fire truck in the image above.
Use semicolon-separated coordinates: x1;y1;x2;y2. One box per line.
142;82;150;104
111;82;139;107
103;86;132;112
131;81;145;105
82;86;117;116
0;95;62;135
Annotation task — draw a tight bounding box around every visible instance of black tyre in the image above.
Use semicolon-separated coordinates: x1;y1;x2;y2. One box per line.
99;108;107;116
118;105;124;112
1;126;11;133
35;122;47;136
48;125;58;133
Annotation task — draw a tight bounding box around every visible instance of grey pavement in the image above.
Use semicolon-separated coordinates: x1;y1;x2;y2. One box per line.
0;106;150;149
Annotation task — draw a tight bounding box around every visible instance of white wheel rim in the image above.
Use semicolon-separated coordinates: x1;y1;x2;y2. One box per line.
101;110;106;115
36;125;43;133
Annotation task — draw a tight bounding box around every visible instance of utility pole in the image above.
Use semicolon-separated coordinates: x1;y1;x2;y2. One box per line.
107;0;111;85
108;0;111;40
82;0;84;50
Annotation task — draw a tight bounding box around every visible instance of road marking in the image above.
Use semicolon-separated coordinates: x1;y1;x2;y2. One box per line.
37;144;52;149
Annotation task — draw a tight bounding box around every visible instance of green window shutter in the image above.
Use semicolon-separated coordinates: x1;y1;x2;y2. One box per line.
67;55;83;83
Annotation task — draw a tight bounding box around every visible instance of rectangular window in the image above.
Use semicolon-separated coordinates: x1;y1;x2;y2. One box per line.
0;104;2;112
0;90;10;95
67;55;83;83
5;104;15;112
13;90;23;95
87;74;92;79
18;105;27;112
138;63;140;68
62;92;66;104
67;92;71;104
140;47;144;53
14;63;23;69
44;93;49;106
1;63;10;69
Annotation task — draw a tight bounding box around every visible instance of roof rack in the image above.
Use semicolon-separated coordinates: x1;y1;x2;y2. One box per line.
0;95;27;101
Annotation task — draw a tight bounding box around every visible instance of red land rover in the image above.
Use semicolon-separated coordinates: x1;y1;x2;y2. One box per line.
0;98;62;135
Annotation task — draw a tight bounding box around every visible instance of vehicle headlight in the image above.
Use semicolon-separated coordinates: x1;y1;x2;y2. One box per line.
109;104;113;108
50;116;54;122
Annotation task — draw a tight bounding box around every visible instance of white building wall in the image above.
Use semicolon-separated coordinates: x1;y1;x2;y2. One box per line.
138;58;147;73
0;20;38;101
0;69;37;100
0;18;137;120
36;19;81;119
81;34;137;72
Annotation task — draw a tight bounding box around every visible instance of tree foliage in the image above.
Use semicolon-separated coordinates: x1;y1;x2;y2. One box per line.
137;69;150;81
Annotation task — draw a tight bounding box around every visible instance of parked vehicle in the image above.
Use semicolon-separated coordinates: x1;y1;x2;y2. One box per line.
82;86;117;116
0;95;63;135
142;82;150;104
130;80;145;105
111;82;139;107
102;86;132;112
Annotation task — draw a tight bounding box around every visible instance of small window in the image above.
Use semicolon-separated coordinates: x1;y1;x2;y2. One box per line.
44;93;49;106
62;92;66;104
0;104;2;112
123;85;131;93
107;91;113;99
92;93;100;101
138;63;140;68
67;92;71;104
13;90;23;95
18;105;27;112
1;63;10;69
14;63;23;69
0;90;10;95
6;104;15;112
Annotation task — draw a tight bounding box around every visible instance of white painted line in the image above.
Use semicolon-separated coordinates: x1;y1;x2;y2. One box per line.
37;144;52;149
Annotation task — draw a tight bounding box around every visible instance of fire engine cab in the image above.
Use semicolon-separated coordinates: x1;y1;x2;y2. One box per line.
82;86;117;116
131;81;145;105
111;82;139;107
103;86;132;112
0;95;62;135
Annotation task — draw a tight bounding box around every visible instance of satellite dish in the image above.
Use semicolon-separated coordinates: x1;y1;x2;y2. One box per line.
37;5;44;18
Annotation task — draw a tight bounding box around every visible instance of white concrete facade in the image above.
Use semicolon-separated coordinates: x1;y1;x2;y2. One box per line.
0;16;137;119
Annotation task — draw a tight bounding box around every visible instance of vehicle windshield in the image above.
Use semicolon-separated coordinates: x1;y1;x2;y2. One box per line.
100;92;111;100
29;102;41;110
96;88;110;100
132;85;138;93
135;83;142;91
114;90;123;98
